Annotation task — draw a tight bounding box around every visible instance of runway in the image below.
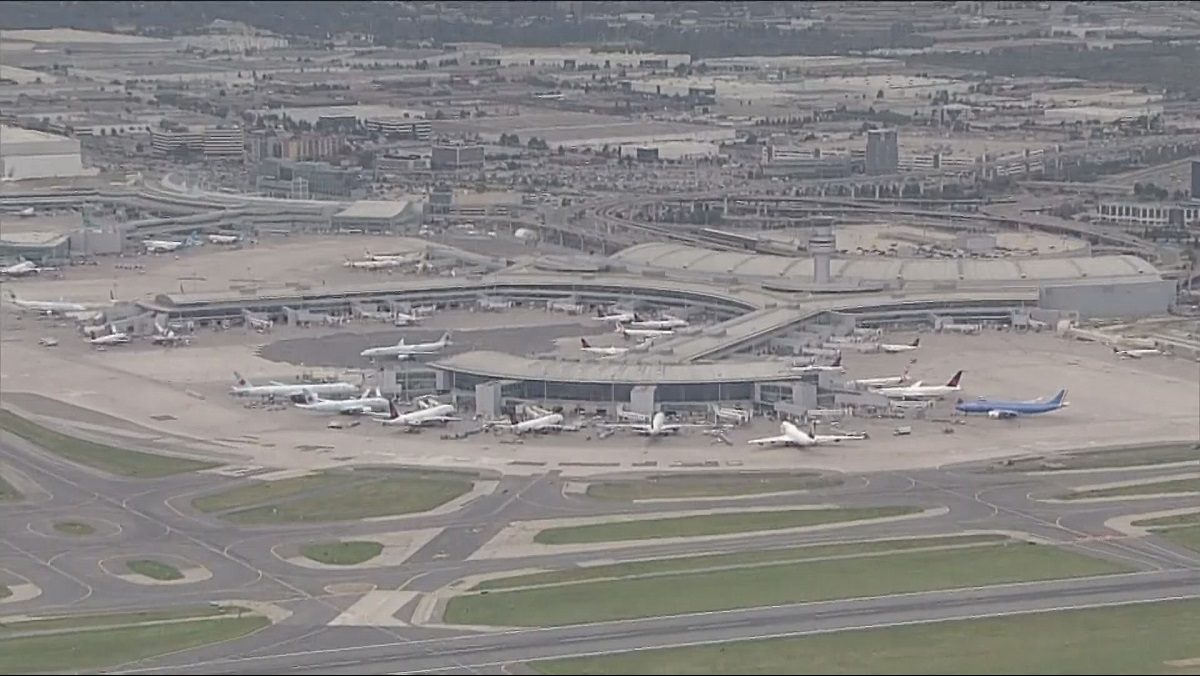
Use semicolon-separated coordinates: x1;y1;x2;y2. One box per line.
2;426;1198;674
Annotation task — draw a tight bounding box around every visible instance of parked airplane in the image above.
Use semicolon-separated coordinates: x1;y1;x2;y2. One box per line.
378;401;460;427
151;321;191;346
748;421;866;448
6;290;89;315
580;338;629;356
615;324;674;339
244;313;273;332
594;308;636;323
879;337;920;353
88;325;131;347
1113;347;1164;359
392;311;425;326
1;260;56;277
547;299;584;315
955;389;1069;419
792;354;844;373
601;411;706;436
230;373;360;400
615;404;650;423
873;370;965;399
360;333;452;360
143;238;188;253
14;207;35;217
627;313;689;330
296;388;391;416
848;365;912;389
487;412;566;435
477;296;514;312
208;233;240;245
710;403;752;425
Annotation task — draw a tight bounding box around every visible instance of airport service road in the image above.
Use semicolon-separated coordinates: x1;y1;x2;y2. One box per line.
118;570;1200;675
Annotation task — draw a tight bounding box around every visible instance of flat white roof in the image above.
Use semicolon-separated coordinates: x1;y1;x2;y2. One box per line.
0;125;69;144
334;200;413;220
0;28;168;44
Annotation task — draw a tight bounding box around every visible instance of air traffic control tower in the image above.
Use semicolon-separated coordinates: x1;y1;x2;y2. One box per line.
809;220;835;285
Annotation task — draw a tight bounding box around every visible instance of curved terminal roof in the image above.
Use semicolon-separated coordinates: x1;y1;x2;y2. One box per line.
611;243;1160;286
432;351;799;385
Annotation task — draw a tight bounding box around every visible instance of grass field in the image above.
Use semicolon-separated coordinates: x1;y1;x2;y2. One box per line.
1134;511;1200;528
1154;525;1200;554
0;409;217;478
191;473;356;513
300;541;383;565
125;559;183;581
0;474;20;502
445;541;1129;626
213;468;474;524
1067;478;1200;500
0;606;231;637
533;507;921;545
993;444;1199;472
585;473;841;501
0;614;268;673
532;598;1200;675
53;521;95;536
477;535;1010;591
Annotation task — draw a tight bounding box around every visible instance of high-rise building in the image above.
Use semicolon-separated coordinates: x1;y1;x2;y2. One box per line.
1191;158;1199;200
865;128;899;176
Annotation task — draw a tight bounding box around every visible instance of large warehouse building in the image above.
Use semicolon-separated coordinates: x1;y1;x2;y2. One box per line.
0;125;91;181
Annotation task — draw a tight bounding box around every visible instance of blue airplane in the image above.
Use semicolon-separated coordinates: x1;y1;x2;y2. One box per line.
955;389;1069;419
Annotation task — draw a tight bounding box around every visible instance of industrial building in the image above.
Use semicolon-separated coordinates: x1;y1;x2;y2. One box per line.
1094;201;1200;229
364;117;432;141
865;128;899;176
431;144;485;170
0;125;89;180
330;199;426;234
255;159;360;199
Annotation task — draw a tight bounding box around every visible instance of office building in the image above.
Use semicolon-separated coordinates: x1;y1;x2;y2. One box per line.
431;144;485;170
865;128;898;176
151;126;245;159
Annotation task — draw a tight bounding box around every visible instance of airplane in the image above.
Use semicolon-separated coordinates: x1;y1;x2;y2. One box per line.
627;313;689;330
295;388;391;416
477;296;513;312
792;354;844;373
580;338;629;356
344;257;404;270
411;304;437;317
547;299;584;315
872;370;965;400
955;389;1069;419
360;333;452;360
615;404;651;423
143;238;185;254
208;233;240;245
594;308;636;323
392;311;425;326
378;401;460;427
615;324;674;340
486;412;566;435
848;364;912;389
601;411;707;436
6;290;88;315
15;207;35;217
748;421;867;448
89;325;130;347
1113;347;1163;359
244;313;273;332
363;250;426;264
151;321;191;346
1;260;57;277
230;373;360;400
879;337;920;354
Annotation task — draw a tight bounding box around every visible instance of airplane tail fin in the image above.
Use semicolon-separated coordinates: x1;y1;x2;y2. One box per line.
440;332;452;345
233;371;249;386
946;370;964;387
911;337;920;347
832;353;842;368
581;338;591;348
1049;389;1067;405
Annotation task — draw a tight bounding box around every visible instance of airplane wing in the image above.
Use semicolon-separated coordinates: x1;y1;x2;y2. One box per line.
747;434;790;446
991;409;1021;419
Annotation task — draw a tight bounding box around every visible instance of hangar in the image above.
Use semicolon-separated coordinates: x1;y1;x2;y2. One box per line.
0;125;91;181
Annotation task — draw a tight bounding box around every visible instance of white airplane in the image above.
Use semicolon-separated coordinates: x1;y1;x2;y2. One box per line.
879;337;921;353
627;314;689;330
848;365;912;389
15;207;35;217
392;311;424;326
615;404;651;423
360;333;452;360
594;308;636;323
487;412;566;435
601;411;707;437
580;338;629;356
411;304;437;317
208;233;240;245
379;401;460;427
1113;347;1163;359
143;239;185;254
230;373;360;399
344;257;404;270
245;314;273;332
89;325;131;347
615;324;674;340
6;290;89;315
295;388;391;416
1;260;56;277
873;370;965;400
364;250;426;263
151;321;191;346
792;354;844;373
748;421;867;448
477;296;514;312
